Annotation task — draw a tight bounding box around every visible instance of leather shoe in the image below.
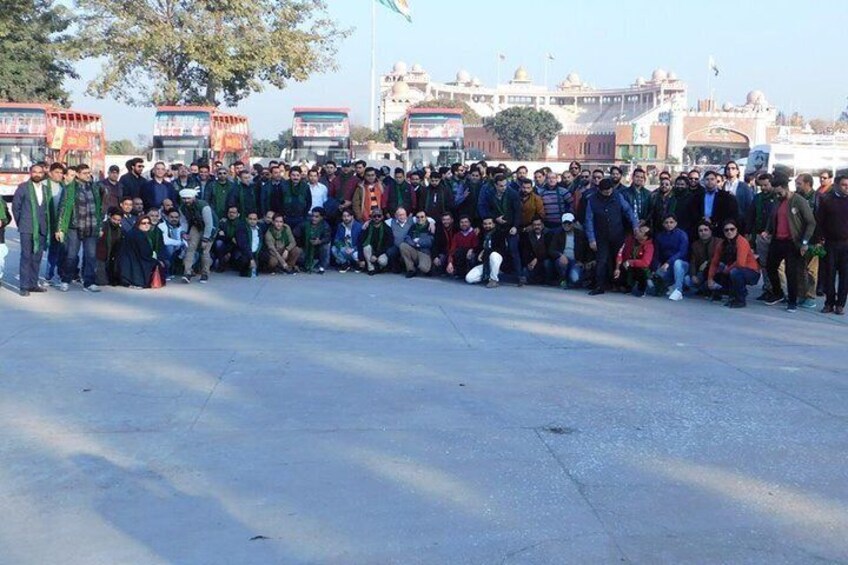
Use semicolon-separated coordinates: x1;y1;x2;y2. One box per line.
821;305;834;314
19;289;30;297
29;287;47;293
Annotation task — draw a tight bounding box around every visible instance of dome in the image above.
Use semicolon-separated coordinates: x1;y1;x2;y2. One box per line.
513;66;530;81
651;68;668;82
456;69;471;84
722;102;734;111
635;77;646;86
392;61;407;75
411;63;423;73
566;72;580;84
667;71;678;81
391;81;410;97
747;90;766;105
471;77;481;87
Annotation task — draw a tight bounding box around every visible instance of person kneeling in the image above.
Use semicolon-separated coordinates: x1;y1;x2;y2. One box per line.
262;213;300;274
614;224;654;297
707;220;760;308
234;212;264;277
296;207;331;273
357;207;393;275
651;214;689;301
400;211;434;278
466;217;506;288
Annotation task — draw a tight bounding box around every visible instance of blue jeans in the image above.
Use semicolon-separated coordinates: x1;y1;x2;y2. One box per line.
47;237;66;280
716;267;760;302
555;257;583;285
523;258;553;284
63;229;98;286
332;245;358;266
655;259;689;292
301;244;330;269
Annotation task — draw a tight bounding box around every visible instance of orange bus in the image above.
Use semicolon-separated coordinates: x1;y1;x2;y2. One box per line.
153;106;251;166
0;103;106;198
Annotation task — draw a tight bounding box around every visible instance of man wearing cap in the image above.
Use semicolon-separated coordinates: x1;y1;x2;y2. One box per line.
99;165;124;212
548;212;590;288
357;206;393;275
178;188;214;283
584;177;638;295
204;166;235;221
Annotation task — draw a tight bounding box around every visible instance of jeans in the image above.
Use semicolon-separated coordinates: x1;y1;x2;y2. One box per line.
715;267;760;302
47;237;66;280
655;259;689;292
555;256;583;285
523;258;553;284
332;245;358;266
466;251;503;283
825;241;848;308
767;239;803;306
506;232;522;276
302;244;330;270
63;229;98;286
0;242;7;278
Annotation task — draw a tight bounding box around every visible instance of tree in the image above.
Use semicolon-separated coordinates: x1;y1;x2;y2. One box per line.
380;119;404;149
350;125;383;144
486;107;562;160
277;129;293;150
106;139;139;154
412;99;482;125
69;0;350;107
252;138;283;158
0;0;77;105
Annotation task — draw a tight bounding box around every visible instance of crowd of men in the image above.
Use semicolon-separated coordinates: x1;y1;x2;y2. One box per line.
3;156;847;315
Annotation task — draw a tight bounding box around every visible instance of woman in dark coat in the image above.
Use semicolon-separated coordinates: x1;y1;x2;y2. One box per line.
119;216;164;288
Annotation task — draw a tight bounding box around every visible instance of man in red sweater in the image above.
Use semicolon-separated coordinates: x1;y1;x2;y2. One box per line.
446;215;479;278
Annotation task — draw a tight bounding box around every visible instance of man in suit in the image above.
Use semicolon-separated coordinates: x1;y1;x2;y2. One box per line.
12;164;51;296
690;170;739;238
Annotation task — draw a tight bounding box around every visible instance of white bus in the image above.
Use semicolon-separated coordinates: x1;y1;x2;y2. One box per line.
745;138;848;190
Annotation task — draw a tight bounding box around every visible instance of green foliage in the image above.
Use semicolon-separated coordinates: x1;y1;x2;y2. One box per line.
252;138;284;158
412;99;481;125
381;118;404;148
351;125;383;144
106;139;139;154
486;107;562;160
277;129;293;149
69;0;351;107
0;0;77;105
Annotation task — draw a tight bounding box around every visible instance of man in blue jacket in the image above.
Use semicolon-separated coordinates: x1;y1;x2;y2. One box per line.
478;174;522;283
585;178;638;295
651;214;690;301
12;164;51;296
141;162;178;210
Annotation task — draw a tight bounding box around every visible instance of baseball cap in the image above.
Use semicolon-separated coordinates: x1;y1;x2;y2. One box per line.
108;165;120;173
561;212;575;223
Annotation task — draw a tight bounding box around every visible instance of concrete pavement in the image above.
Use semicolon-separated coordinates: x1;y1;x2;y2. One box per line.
0;231;846;564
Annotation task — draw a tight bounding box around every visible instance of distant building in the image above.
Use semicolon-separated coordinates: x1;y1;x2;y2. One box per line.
380;61;780;165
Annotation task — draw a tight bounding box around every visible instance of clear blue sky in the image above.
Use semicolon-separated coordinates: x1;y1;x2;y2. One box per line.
64;0;848;141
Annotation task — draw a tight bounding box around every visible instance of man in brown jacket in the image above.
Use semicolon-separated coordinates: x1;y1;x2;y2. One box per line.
262;213;301;273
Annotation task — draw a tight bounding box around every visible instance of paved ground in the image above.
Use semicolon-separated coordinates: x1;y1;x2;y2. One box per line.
0;230;846;565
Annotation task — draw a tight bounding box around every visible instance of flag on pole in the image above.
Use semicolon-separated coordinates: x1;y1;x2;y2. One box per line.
708;55;719;76
547;53;555;61
498;53;506;61
377;0;412;22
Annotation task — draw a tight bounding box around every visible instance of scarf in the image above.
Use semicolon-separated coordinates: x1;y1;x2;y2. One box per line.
28;181;51;253
0;199;6;223
269;226;290;248
362;222;386;250
303;222;319;268
410;221;429;239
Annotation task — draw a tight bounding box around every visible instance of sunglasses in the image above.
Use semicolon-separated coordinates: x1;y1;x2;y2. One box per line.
723;227;736;233
139;221;151;225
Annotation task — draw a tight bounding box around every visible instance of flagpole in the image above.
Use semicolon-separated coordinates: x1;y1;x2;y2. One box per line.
544;56;549;90
369;0;377;130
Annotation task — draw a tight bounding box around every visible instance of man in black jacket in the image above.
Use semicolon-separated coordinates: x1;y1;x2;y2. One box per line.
465;217;507;288
689;170;739;237
549;212;592;288
520;216;552;285
119;158;147;200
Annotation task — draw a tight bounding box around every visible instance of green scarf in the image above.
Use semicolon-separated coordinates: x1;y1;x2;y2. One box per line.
270;226;290;248
362;222;386;250
0;199;7;223
410;221;429;238
28;181;52;253
58;180;102;234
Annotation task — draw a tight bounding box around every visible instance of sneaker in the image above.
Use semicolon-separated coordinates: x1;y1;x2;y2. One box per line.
786;304;797;313
559;280;569;289
486;280;499;288
128;285;143;290
58;282;70;292
799;298;817;309
317;266;325;274
668;289;683;301
338;265;350;273
83;284;101;293
199;275;209;284
182;275;192;284
764;294;784;306
631;287;645;298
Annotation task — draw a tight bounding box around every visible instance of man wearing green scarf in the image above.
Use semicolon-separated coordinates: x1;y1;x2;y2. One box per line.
56;164;103;292
400;210;434;278
295;207;331;273
204;167;235;222
12;164;51;296
263;213;300;274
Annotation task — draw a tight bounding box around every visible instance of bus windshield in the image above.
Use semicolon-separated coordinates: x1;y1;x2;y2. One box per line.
293;112;349;138
0;108;47;136
154;111;211;137
152;137;210;165
0;137;46;172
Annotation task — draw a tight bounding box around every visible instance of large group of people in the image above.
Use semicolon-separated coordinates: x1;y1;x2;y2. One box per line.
4;156;847;316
